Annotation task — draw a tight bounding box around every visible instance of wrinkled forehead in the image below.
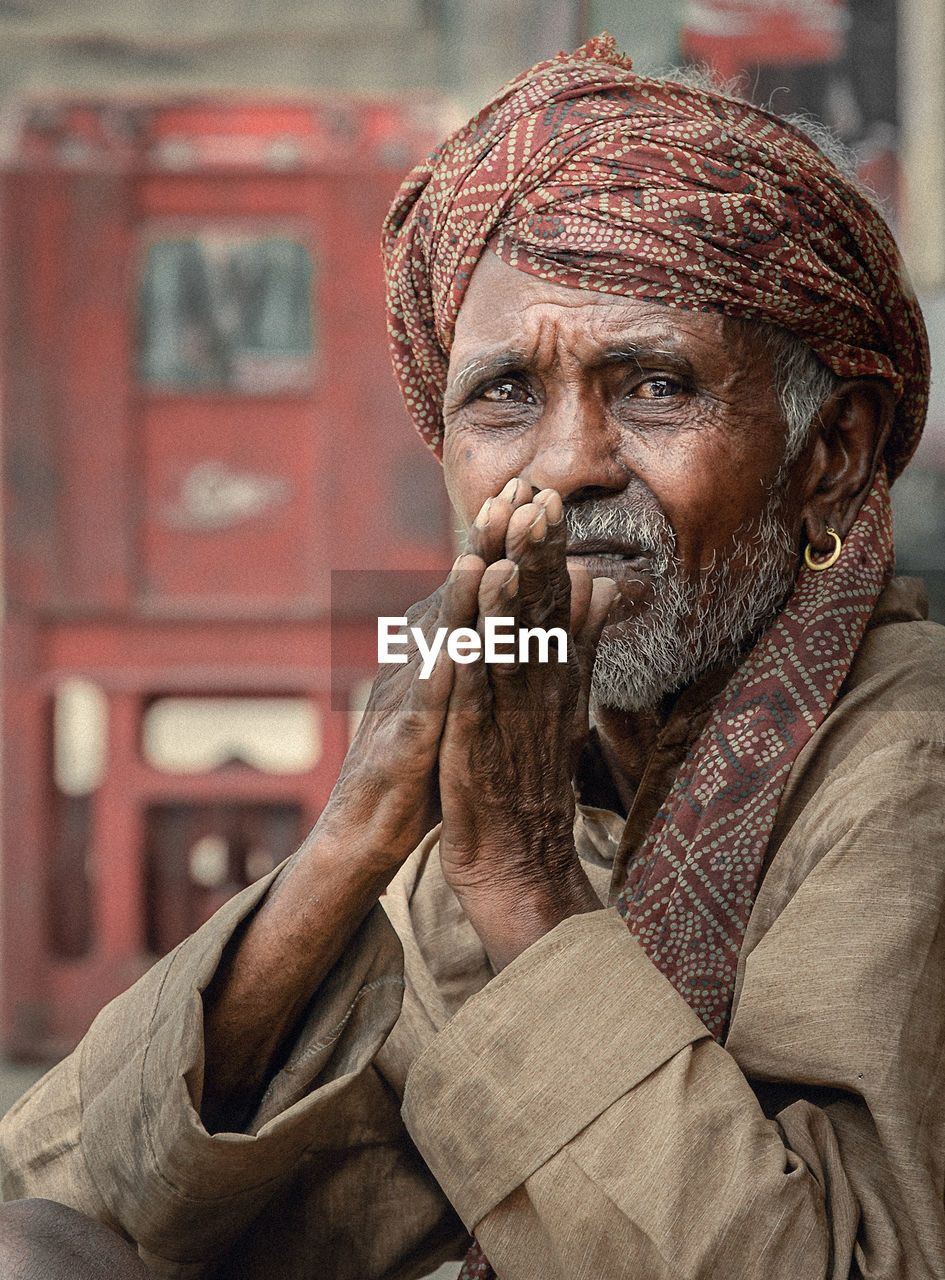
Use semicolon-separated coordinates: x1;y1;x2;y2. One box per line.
449;250;777;383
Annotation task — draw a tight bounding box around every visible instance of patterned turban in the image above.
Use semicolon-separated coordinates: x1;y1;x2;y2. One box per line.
383;34;929;479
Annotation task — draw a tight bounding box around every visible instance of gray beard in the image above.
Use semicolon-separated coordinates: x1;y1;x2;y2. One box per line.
567;492;799;714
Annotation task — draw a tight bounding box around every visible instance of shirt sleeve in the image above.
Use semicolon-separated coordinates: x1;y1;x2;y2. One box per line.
401;737;945;1280
0;857;468;1280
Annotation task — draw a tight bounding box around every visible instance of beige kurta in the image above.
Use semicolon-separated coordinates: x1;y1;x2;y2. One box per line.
2;579;945;1280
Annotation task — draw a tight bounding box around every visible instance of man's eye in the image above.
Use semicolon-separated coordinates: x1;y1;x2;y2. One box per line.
634;376;683;399
480;380;534;405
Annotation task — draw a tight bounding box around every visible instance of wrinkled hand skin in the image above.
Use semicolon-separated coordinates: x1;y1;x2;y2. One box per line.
201;560;488;1132
438;478;617;970
200;481;613;1129
325;565;485;878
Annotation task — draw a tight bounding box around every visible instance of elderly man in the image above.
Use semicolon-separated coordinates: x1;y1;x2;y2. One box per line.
1;35;943;1280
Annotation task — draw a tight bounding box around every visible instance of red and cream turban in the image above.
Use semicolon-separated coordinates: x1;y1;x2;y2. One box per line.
383;34;929;479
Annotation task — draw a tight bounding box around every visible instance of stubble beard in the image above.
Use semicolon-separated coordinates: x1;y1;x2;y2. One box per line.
573;489;800;714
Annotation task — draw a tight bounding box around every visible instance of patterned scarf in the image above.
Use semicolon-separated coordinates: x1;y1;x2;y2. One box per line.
616;465;894;1036
380;37;929;1280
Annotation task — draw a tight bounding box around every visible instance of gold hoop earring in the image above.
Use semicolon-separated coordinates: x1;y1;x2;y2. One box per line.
804;526;843;571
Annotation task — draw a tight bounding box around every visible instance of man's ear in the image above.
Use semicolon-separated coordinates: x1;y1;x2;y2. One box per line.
800;378;896;552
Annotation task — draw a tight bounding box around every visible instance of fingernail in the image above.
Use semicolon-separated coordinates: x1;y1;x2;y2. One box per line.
499;477;519;502
502;564;519;597
596;575;619;605
474;497;493;529
448;553;466;581
542;491;563;525
528;509;547;542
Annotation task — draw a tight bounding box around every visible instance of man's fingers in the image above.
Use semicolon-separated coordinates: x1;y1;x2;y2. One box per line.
478;556;522;676
568;562;593;635
573;574;618;679
394;555;489;737
588;574;619;631
446;556;520;721
400;554;484;654
441;552;486;625
504;489;570;630
465;475;532;565
386;554;486;721
415;552;487;696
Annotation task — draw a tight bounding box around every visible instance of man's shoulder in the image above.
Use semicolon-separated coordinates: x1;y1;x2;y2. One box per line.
769;580;945;849
758;579;945;929
843;575;945;736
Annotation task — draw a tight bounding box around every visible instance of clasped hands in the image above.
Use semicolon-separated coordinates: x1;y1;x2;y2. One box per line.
339;476;617;969
199;478;618;1127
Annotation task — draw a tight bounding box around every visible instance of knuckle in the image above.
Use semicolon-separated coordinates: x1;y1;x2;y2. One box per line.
399;701;433;737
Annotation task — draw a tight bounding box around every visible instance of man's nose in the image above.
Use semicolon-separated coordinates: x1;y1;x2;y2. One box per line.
519;395;628;502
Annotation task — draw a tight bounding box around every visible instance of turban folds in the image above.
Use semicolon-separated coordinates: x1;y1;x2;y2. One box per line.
383;34;928;478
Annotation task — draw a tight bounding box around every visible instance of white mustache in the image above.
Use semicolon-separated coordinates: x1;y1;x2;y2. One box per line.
564;499;676;575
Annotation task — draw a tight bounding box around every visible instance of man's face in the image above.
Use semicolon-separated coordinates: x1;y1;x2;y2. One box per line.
441;251;810;709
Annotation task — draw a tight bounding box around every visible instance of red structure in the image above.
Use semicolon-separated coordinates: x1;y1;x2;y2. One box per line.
0;95;454;1058
681;0;846;80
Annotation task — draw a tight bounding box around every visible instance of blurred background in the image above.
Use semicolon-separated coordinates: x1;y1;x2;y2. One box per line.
0;0;942;1096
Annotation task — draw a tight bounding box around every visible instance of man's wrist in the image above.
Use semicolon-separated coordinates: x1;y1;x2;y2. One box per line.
449;856;602;971
312;788;429;885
